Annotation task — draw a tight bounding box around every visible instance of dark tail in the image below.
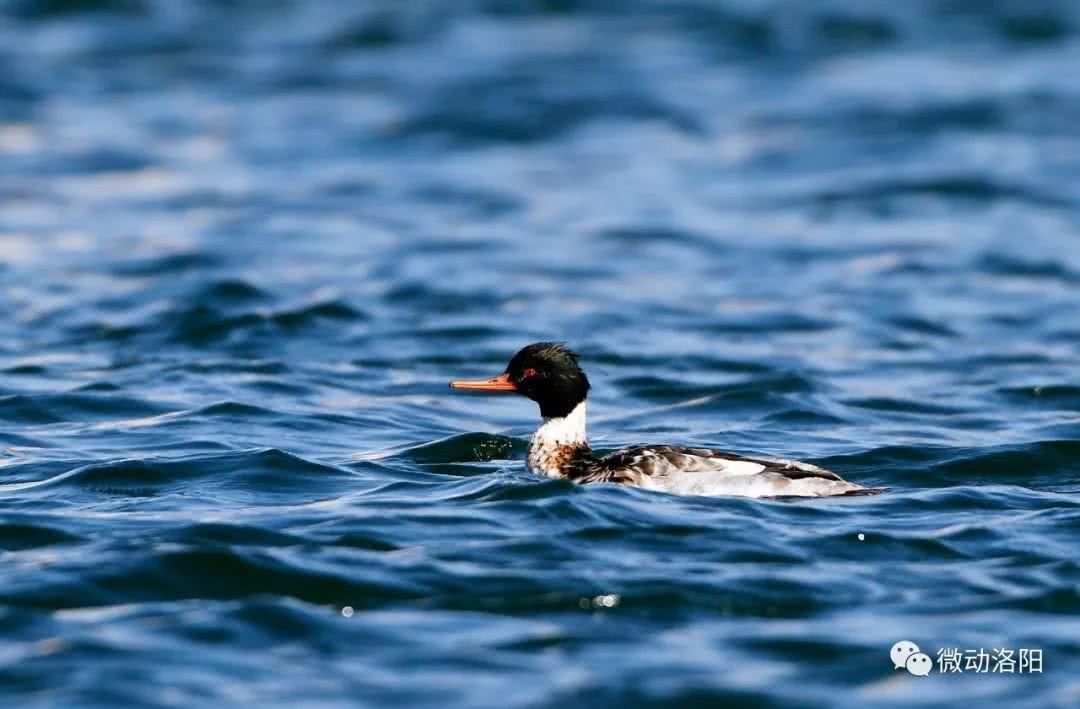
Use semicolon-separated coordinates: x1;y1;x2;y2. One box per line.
841;486;889;497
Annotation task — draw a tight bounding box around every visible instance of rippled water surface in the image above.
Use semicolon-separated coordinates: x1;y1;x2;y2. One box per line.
1;1;1079;707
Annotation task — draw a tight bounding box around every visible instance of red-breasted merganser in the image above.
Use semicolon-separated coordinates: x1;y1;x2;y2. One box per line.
450;342;883;498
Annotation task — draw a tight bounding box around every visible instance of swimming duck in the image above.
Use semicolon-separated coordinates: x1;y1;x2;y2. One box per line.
450;342;881;498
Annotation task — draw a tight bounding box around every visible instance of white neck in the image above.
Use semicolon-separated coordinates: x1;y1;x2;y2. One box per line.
527;401;589;478
535;401;588;446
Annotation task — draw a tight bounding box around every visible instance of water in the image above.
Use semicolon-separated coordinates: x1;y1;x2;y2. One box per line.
1;1;1078;706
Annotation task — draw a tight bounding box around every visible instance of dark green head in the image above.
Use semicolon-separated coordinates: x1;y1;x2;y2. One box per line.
450;342;590;419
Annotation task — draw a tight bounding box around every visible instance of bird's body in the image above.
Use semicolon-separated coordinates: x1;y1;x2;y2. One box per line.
451;343;882;499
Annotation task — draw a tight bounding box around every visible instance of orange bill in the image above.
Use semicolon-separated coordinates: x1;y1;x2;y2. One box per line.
449;372;516;392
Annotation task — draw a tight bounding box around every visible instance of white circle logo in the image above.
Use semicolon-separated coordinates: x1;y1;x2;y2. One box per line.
906;652;933;677
890;640;920;670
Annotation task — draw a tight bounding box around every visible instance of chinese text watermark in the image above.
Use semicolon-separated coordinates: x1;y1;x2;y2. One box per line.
891;641;1043;676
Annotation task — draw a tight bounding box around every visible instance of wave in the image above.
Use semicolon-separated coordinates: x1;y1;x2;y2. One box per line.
821;440;1080;489
0;392;169;424
0;521;83;550
0;448;357;498
77;296;368;345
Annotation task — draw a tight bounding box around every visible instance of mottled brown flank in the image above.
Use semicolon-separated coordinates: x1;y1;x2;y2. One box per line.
609;447;846;482
547;444;846;484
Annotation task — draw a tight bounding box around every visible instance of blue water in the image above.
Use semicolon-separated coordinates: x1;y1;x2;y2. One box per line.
1;1;1078;707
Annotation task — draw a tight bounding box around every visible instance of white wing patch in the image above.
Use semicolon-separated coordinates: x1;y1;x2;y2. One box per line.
686;457;766;476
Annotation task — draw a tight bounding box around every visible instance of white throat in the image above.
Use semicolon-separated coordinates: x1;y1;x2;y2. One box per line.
527;401;588;478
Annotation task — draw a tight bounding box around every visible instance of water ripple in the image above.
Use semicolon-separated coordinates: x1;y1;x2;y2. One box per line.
1;0;1078;706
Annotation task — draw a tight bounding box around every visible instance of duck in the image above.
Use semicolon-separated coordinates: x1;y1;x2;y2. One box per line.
450;342;882;498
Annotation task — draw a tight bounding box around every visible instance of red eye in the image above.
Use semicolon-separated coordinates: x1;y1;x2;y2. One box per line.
522;367;537;379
